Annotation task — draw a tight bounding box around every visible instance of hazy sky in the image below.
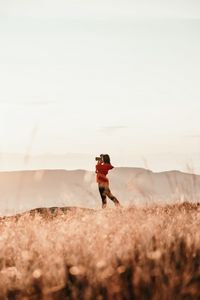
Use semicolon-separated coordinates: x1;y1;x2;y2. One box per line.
0;0;200;172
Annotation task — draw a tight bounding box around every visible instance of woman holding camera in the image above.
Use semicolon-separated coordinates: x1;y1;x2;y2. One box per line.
95;154;121;209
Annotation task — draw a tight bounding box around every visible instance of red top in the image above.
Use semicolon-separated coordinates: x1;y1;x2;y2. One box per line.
96;162;114;184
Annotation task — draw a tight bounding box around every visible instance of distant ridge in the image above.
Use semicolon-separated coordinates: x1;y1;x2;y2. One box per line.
0;168;200;216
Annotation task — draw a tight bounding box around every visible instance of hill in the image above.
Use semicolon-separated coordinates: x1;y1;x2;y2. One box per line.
0;168;200;215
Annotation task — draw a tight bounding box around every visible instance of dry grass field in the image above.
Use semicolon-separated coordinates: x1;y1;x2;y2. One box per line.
0;203;200;300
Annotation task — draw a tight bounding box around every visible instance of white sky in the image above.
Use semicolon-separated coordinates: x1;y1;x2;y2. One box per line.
0;0;200;172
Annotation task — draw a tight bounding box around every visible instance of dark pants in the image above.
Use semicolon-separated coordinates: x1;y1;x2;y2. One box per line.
98;185;120;208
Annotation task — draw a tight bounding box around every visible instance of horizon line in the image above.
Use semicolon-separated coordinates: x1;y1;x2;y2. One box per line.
0;166;199;176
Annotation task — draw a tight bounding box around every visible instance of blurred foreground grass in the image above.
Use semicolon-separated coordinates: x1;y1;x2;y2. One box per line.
0;203;200;300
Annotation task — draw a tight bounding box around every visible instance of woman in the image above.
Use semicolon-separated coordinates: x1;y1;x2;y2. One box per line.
95;154;121;209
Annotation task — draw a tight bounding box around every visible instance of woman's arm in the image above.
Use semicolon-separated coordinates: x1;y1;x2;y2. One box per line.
96;160;103;173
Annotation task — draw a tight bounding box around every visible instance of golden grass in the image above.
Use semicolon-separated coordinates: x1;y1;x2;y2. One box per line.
0;203;200;300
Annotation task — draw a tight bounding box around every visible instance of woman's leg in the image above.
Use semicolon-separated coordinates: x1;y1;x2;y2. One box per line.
105;187;121;207
98;186;107;208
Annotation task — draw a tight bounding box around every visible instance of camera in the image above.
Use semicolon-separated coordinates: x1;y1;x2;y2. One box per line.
95;154;104;161
95;157;102;161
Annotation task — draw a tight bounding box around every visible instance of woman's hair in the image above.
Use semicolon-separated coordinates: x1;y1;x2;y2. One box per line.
102;154;111;164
